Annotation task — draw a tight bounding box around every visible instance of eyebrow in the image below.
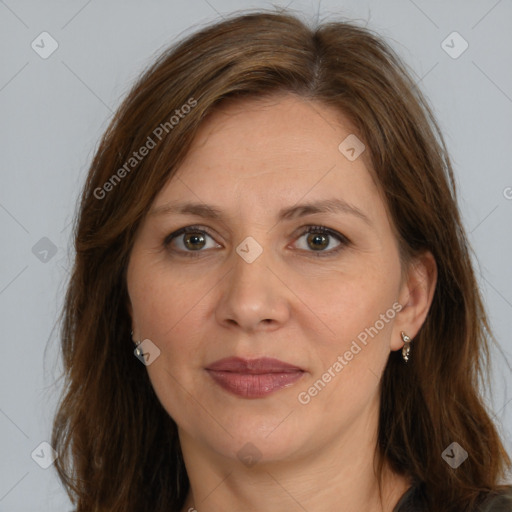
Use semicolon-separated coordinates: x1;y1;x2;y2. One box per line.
149;198;372;226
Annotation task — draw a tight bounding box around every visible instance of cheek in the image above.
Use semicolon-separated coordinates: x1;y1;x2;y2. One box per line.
128;266;208;426
298;280;399;417
129;257;211;339
299;274;400;422
127;257;206;401
302;264;401;352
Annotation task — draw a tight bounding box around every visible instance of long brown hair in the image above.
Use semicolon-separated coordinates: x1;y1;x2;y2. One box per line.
52;8;511;511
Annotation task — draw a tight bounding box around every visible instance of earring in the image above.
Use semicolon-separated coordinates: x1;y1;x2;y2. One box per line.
401;332;411;363
131;330;143;357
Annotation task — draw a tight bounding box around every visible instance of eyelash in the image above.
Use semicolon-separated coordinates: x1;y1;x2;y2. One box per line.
163;225;350;259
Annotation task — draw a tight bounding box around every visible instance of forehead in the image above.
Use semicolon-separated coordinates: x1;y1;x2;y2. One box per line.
153;93;384;223
181;93;364;172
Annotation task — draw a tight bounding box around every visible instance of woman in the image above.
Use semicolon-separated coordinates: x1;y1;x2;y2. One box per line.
52;9;512;512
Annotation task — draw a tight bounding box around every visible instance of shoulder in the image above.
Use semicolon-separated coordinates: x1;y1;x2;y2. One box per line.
476;486;512;511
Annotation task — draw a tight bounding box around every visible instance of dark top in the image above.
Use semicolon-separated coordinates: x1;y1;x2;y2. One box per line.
393;483;512;511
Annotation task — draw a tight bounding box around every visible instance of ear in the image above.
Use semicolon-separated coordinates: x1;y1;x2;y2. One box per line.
390;250;437;351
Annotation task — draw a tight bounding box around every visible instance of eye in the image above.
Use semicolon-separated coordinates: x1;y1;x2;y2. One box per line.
164;226;220;257
292;225;349;257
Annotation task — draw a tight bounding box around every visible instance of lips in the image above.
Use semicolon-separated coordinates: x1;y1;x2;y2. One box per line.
205;357;305;398
206;357;304;373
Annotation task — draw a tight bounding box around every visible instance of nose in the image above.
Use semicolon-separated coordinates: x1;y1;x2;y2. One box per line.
214;244;291;333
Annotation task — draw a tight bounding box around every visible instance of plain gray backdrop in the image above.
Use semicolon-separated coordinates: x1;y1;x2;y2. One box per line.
1;0;511;510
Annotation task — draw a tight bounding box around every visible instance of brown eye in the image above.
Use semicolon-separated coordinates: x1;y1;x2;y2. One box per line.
293;226;349;257
182;232;206;251
164;226;220;257
306;232;330;251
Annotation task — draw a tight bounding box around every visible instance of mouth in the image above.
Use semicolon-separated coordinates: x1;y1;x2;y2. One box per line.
205;357;305;398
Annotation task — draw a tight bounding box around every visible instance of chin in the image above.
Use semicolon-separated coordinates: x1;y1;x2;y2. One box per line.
183;409;311;465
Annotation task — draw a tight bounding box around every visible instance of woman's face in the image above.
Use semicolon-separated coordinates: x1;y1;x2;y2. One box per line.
126;93;417;465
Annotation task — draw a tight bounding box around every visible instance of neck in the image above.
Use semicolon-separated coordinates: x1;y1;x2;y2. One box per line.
178;397;411;512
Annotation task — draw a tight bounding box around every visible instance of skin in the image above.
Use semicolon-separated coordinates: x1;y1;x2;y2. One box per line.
126;93;437;512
